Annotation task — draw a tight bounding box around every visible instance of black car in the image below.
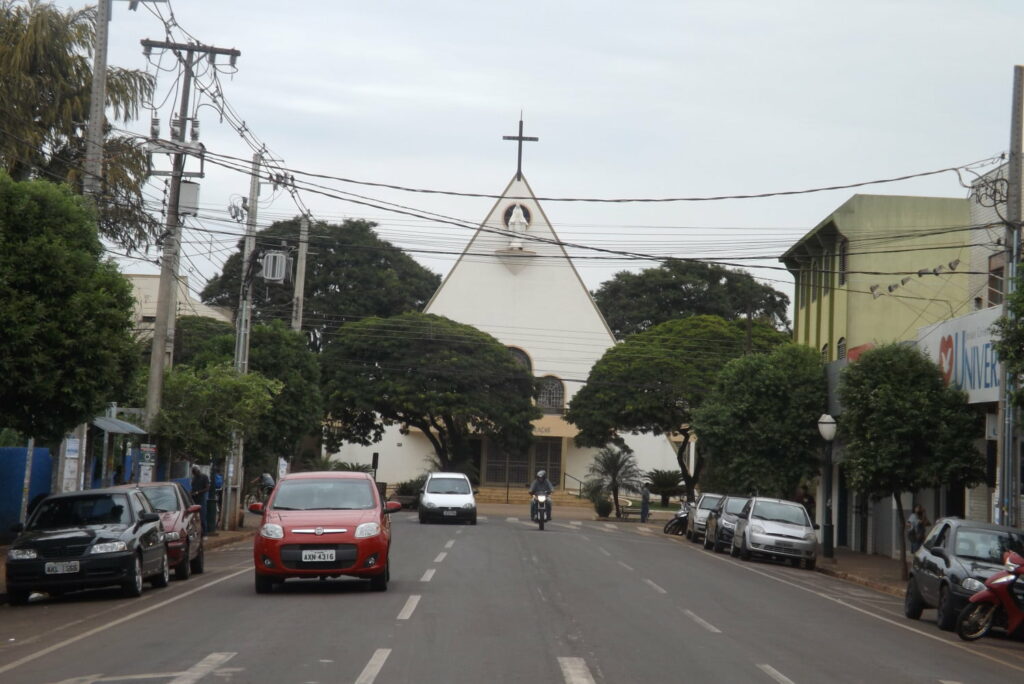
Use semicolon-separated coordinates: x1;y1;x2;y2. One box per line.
905;517;1024;630
5;488;170;605
703;495;749;553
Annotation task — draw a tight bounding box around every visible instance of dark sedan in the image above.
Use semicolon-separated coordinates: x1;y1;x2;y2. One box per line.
703;495;749;553
905;517;1024;631
113;482;204;580
5;488;170;605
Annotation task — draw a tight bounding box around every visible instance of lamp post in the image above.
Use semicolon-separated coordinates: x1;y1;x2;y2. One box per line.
817;413;836;559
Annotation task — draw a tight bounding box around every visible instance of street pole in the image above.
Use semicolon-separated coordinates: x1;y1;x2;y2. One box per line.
823;441;834;558
19;437;35;524
82;0;111;196
291;214;309;332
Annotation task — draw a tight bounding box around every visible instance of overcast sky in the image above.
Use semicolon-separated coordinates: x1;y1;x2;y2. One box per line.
62;0;1024;316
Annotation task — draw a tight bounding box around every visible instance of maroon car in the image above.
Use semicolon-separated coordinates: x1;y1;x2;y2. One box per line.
112;483;204;580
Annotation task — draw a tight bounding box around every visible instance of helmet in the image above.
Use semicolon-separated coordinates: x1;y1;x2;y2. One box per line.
537;470;547;479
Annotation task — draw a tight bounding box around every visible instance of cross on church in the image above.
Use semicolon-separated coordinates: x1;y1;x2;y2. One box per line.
502;118;538;181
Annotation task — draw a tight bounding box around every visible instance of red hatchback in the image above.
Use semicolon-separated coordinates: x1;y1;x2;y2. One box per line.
251;471;402;593
112;482;204;580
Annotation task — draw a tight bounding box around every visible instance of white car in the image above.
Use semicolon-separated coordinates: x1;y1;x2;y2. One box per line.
418;472;477;525
731;497;819;570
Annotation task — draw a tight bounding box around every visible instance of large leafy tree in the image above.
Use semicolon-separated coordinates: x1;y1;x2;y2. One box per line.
593;259;790;340
0;0;157;250
692;344;826;498
321;312;540;472
839;343;984;578
993;275;1024;409
0;173;138;444
201;217;441;351
566;315;788;501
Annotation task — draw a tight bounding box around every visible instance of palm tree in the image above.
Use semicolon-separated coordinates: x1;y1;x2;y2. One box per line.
586;446;643;518
646;469;684;507
301;454;339;472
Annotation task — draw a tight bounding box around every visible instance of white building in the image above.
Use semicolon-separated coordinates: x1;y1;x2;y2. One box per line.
125;273;233;336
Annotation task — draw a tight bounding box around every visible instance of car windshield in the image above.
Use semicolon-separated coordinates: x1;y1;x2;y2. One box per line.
426;478;471;495
724;498;748;515
699;495;722;510
29;494;132;529
954;528;1024;563
751;501;809;526
271;479;375;511
141;486;180;512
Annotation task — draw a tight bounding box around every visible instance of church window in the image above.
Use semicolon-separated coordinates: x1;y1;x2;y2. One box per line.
509;347;531;371
821;344;830;363
538;376;565;414
837;337;847;360
838;239;848;286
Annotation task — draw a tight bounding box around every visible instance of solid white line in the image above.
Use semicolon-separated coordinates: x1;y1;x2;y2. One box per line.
551;522;576;530
558;657;597;684
643;578;667;594
477;516;488;521
396;595;421;620
618;561;634;571
938;681;964;684
0;567;252;676
434;552;447;563
169;652;237;684
506;517;519;523
683;609;722;634
598;547;612;557
354;648;391;684
603;523;619;530
444;539;455;549
757;664;796;684
570;520;582;526
420;569;436;582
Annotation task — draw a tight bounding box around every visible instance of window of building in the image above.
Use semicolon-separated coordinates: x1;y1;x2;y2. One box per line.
838;239;848;286
821;344;829;363
837;337;847;360
509;347;531;371
811;259;819;302
989;266;1004;307
537;376;565;414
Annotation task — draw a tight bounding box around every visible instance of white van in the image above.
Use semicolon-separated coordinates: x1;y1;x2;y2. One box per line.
418;472;477;525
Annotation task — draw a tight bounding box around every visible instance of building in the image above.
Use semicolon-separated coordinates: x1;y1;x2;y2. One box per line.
125;274;233;337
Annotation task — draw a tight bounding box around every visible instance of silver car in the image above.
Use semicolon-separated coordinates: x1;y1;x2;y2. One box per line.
731;497;818;570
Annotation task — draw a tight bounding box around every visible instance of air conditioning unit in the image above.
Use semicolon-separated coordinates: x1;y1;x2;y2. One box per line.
261;251;288;282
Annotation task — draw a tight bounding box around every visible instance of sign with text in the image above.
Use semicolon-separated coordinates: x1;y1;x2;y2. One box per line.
917;307;1000;404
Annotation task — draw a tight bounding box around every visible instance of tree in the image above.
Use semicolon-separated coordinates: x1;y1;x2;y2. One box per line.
586;446;643;518
645;468;684;507
201;217;441;351
0;0;158;250
692;344;826;498
173;315;234;368
566;314;787;501
838;344;984;579
994;275;1024;410
151;362;281;464
0;173;138;444
321;312;540;472
592;259;790;339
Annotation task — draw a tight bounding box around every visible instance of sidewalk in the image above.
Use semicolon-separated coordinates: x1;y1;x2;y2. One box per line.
815;547;907;597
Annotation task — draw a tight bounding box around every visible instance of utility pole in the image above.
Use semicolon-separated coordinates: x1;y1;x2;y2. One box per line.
292;214;309;332
143;39;241;430
82;0;111;196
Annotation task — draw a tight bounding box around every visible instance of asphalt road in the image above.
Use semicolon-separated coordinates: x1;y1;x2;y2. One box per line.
1;512;1023;684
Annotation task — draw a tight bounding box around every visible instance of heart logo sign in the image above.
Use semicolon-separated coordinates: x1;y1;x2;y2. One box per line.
938;335;955;385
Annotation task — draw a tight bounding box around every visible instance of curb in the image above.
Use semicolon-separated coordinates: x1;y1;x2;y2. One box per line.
815;565;905;598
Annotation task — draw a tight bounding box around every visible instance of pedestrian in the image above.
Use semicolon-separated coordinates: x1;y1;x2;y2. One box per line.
191;465;211;537
798;486;816;523
250;472;275;503
640;482;651;523
906;504;929;553
207;466;223;535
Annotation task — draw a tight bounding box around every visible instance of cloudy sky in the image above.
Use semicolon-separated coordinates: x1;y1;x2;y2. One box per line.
64;0;1024;314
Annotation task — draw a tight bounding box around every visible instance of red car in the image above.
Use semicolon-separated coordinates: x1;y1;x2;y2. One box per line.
113;482;204;580
251;471;402;593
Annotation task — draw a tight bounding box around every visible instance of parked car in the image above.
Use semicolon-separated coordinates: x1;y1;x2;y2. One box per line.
5;488;169;605
251;471;402;593
418;472;477;525
904;517;1024;631
686;492;724;542
113;482;204;580
731;497;818;570
704;496;750;553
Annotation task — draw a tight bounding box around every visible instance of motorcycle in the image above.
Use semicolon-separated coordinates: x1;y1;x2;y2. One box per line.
955;550;1024;641
533;495;550;531
663;505;688;535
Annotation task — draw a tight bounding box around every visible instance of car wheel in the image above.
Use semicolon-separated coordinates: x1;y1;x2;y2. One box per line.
418;512;426;524
937;585;956;631
703;529;713;550
175;543;192;580
369;564;389;592
730;538;740;557
789;557;801;568
685;525;693;540
7;588;30;606
740;537;751;561
904;577;925;620
190;540;205;574
151;552;170;588
122;554;144;598
713;533;724;554
254;573;275;594
470;515;477;526
804;557;816;571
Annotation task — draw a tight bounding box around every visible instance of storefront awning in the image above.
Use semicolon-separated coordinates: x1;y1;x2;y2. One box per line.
92;416;147;435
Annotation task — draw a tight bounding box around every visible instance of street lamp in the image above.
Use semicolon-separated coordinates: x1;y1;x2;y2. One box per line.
817;414;836;559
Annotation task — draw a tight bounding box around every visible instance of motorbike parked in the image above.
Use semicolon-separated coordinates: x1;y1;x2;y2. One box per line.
533;495;550;530
663;504;688;535
956;550;1024;641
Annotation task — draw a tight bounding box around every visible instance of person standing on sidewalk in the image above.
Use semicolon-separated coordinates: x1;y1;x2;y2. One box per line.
640;483;651;523
906;504;929;553
191;466;211;537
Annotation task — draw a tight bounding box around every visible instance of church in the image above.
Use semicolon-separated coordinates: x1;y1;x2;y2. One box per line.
328;122;681;492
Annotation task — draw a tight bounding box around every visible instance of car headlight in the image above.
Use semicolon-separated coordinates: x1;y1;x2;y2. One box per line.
750;524;765;535
9;548;37;560
423;501;437;509
260;524;284;539
90;541;128;554
355;522;381;539
804;531;818;542
961;577;985;593
722;520;735;529
462;502;475;510
164;531;181;542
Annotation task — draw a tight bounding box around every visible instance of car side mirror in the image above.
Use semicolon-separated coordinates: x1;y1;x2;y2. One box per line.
932;547;949;564
248;502;264;514
473;490;479;495
384;501;403;514
139;512;160;524
187;504;201;514
11;522;24;534
813;523;820;530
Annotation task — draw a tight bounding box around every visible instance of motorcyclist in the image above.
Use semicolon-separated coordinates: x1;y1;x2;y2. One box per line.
528;470;554;521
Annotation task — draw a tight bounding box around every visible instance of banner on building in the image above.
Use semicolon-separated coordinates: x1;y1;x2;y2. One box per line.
917;307;1000;404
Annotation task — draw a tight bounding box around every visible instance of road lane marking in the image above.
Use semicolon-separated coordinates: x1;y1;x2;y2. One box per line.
354;648;391;684
434;552;447;562
570;520;582;526
683;609;722;633
552;522;576;530
169;652;237;684
420;569;436;582
618;561;634;571
558;657;597;684
598;547;612;557
603;523;618;530
0;567;252;676
506;517;519;523
757;664;796;684
444;539;455;549
643;578;667;594
397;595;421;620
478;516;488;521
580;534;591;542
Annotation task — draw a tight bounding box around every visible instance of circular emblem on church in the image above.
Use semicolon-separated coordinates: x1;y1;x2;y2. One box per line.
503;203;531;227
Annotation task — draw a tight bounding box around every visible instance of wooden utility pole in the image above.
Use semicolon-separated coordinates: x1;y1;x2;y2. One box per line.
292;215;309;332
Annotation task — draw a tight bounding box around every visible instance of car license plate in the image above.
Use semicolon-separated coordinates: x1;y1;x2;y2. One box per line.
44;561;80;575
443;510;456;517
301;550;336;562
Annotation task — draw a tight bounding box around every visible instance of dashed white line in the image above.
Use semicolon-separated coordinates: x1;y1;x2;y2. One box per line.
558;657;597;684
683;609;722;633
643;578;667;594
420;569;436;582
169;652;237;684
506;516;519;523
570;520;582;526
618;561;634;571
603;523;619;530
397;595;421;620
757;664;796;684
598;547;612;557
434;552;447;563
478;516;489;521
444;539;455;549
354;648;392;684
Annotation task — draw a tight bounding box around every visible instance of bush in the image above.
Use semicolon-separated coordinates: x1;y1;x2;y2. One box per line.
594;498;613;518
394;475;427;496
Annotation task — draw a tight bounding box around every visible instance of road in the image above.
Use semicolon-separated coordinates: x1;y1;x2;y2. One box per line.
1;511;1023;683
